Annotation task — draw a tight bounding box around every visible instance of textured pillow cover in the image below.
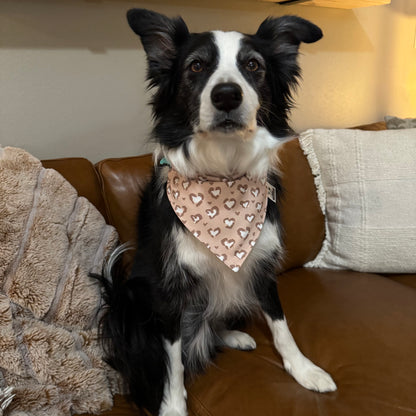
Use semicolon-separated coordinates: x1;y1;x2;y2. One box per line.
0;146;120;415
299;128;416;273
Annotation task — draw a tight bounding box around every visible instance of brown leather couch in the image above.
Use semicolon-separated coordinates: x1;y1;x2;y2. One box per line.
42;121;416;416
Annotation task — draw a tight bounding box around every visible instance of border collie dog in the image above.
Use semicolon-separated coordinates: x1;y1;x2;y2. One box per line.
100;9;336;416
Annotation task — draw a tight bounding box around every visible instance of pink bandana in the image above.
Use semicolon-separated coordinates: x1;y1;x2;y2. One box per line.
167;169;268;272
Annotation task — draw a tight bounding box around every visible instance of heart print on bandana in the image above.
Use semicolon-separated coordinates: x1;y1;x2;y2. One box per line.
167;169;268;272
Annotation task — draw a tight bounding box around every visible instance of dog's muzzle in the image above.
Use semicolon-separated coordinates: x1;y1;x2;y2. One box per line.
210;83;245;132
211;83;243;112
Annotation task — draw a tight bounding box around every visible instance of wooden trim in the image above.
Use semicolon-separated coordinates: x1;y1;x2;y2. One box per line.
270;0;391;8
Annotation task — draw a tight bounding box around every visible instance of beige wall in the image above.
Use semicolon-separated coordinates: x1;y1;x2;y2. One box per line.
1;0;415;162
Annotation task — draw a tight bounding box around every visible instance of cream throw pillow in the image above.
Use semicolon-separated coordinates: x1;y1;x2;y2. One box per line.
299;128;416;273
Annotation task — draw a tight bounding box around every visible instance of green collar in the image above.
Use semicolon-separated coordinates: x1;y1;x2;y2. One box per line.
159;157;171;167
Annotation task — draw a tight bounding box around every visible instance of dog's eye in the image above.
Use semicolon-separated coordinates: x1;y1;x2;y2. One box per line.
246;59;260;72
190;60;204;73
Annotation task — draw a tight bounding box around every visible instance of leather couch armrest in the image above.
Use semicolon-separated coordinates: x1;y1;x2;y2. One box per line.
95;154;154;244
41;157;108;220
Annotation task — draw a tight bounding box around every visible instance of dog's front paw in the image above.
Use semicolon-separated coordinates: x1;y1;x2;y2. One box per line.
159;401;187;416
219;330;257;351
284;357;337;393
159;410;187;416
159;387;187;416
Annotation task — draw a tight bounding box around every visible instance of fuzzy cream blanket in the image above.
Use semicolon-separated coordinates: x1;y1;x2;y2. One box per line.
0;146;120;415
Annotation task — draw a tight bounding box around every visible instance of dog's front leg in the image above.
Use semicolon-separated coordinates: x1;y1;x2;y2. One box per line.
264;314;337;393
159;337;187;416
255;276;337;393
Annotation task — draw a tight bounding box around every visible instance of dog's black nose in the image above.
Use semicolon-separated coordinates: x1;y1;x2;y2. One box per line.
211;83;243;112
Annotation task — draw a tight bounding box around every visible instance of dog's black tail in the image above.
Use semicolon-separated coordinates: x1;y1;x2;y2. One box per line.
94;243;167;415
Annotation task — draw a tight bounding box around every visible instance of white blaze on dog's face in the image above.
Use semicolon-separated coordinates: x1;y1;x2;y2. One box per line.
197;31;261;140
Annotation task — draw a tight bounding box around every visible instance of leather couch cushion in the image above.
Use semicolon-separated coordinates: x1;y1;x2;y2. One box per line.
186;269;416;416
382;274;416;290
89;268;416;416
278;139;325;270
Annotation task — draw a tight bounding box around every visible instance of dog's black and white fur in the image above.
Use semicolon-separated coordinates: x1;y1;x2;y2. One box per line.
100;9;336;416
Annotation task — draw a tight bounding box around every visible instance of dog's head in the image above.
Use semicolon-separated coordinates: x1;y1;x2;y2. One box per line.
127;9;322;174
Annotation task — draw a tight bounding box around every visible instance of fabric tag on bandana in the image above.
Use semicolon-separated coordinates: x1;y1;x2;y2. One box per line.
167;169;268;272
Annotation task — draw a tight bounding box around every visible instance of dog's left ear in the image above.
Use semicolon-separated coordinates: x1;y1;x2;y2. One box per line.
253;16;322;133
255;15;323;53
127;9;190;86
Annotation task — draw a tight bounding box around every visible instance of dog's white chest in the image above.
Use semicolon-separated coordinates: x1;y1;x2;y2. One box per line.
173;220;283;316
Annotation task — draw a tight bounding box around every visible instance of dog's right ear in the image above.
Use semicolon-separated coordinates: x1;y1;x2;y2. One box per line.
127;9;190;85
